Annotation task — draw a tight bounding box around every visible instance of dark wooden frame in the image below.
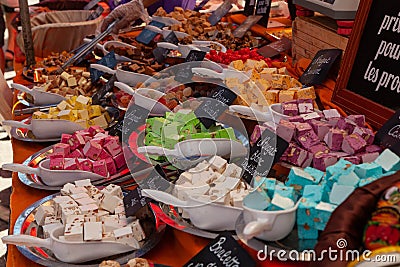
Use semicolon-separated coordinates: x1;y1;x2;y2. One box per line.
332;0;395;129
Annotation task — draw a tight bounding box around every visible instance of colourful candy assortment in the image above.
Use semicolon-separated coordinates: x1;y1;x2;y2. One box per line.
47;126;126;177
206;48;270;65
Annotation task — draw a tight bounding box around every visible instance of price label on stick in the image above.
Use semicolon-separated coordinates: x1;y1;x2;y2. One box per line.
233;15;263;38
163;31;179;45
90;51;117;82
208;0;233;26
91;74;116;105
257;37;292;58
375;109;400;156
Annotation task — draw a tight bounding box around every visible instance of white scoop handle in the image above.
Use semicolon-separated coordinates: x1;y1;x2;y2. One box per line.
2;163;40;175
192;68;224;79
192;40;227;53
137;146;177;157
157;42;178;50
145;25;162;34
90;64;116;75
229;105;272;121
11;83;33;94
141;189;189;207
114;82;135;95
1;120;33;130
243;217;275;239
2;235;52;249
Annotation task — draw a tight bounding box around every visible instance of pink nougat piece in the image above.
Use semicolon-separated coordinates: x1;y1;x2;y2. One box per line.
309;143;330;154
337;118;357;134
276;120;296;142
250;125;267;145
53;143;70;157
285;143;311;167
98;149;112;160
105;158;117;176
313;153;338;171
282;102;299;116
77;159;93;172
50;158;64;170
68;149;84;159
83;140;103;161
296;130;320;150
347;115;365;127
88;126;105;136
324;129;346;151
61;134;72;144
366;145;383;153
309;120;332;141
104;138;122;157
342;156;361;165
64;158;78;170
295;122;313;135
298;99;314;114
69;133;86;151
114;152;126;169
49;152;64;160
288;116;304;123
92;160;108;177
357;152;379;163
342;133;367;155
353;127;375;145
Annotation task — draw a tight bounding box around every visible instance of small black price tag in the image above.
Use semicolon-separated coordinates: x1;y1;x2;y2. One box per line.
183;232;256;267
90;51;117;82
241;127;289;184
123;187;151;217
136;21;165;44
375;109;400;156
185;50;207;62
108;119;124;138
194;86;237;128
257;37;292;58
208;0;233;26
137;164;171;191
163;31;179;45
153;47;169;63
92;74;116;105
121;103;150;142
300;49;342;86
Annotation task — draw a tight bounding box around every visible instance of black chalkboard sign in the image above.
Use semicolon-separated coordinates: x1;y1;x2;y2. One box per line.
136;21;165;44
108;119;123;139
332;0;399;128
208;0;233;26
90;51;117;82
153;47;169;63
163;31;179;45
122;103;149;142
299;49;342;86
241;127;288;184
375;109;400;156
137;164;171;191
257;37;292;58
185;50;207;62
174;52;206;83
183;232;256;267
123;187;151;217
244;0;272;27
92;74;116;105
194;86;237;128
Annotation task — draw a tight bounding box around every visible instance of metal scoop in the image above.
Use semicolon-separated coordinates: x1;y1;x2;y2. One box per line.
2;159;106;186
2;226;138;263
12;83;65;106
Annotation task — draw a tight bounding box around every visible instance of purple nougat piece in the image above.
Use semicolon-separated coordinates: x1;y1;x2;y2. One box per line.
309;120;332;141
366;145;383;153
309;143;330;154
285;143;312;167
337;118;357;134
298;99;314;114
342;133;367;155
347;115;366;127
342;156;361;165
296;130;320;150
301;153;314;168
251;125;267;145
357;152;380;163
282;102;299;116
288;116;305;123
301;112;321;122
313;153;338;171
353;127;375;145
324;128;347;151
276;120;296;142
323;109;341;120
296;123;314;135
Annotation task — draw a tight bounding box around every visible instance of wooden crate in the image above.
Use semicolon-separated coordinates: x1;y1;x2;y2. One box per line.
292;16;349;63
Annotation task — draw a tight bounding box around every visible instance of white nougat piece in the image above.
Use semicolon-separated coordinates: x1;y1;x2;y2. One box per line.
102;232;115;242
86;185;101;197
113;226;140;248
84;215;97;222
44;215;61;225
74;179;92;187
102;215;120;232
79;203;99;215
229;188;248;208
42;222;63;238
192;170;215;185
83;222;102;241
70;192;90;201
69;186;88;195
208;156;227;173
96;209;110;220
61;206;81;224
65;214;85;224
100;194;123;213
213;177;240;191
53;195;73;218
61;183;75;195
35;205;55;226
64;223;84;241
176;172;193;185
114;205;126;216
222;163;242;178
101;184;123;198
91;193;104;205
271;194;295;210
76;197;97;206
130;219;146;241
188;161;210;173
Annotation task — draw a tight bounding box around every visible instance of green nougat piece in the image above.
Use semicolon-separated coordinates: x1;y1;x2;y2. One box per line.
145;132;160;146
189;132;212;139
180;123;197;135
216;127;236;139
162;134;182;149
145;118;155;132
162;122;183;139
173;109;193;122
152;117;167;136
